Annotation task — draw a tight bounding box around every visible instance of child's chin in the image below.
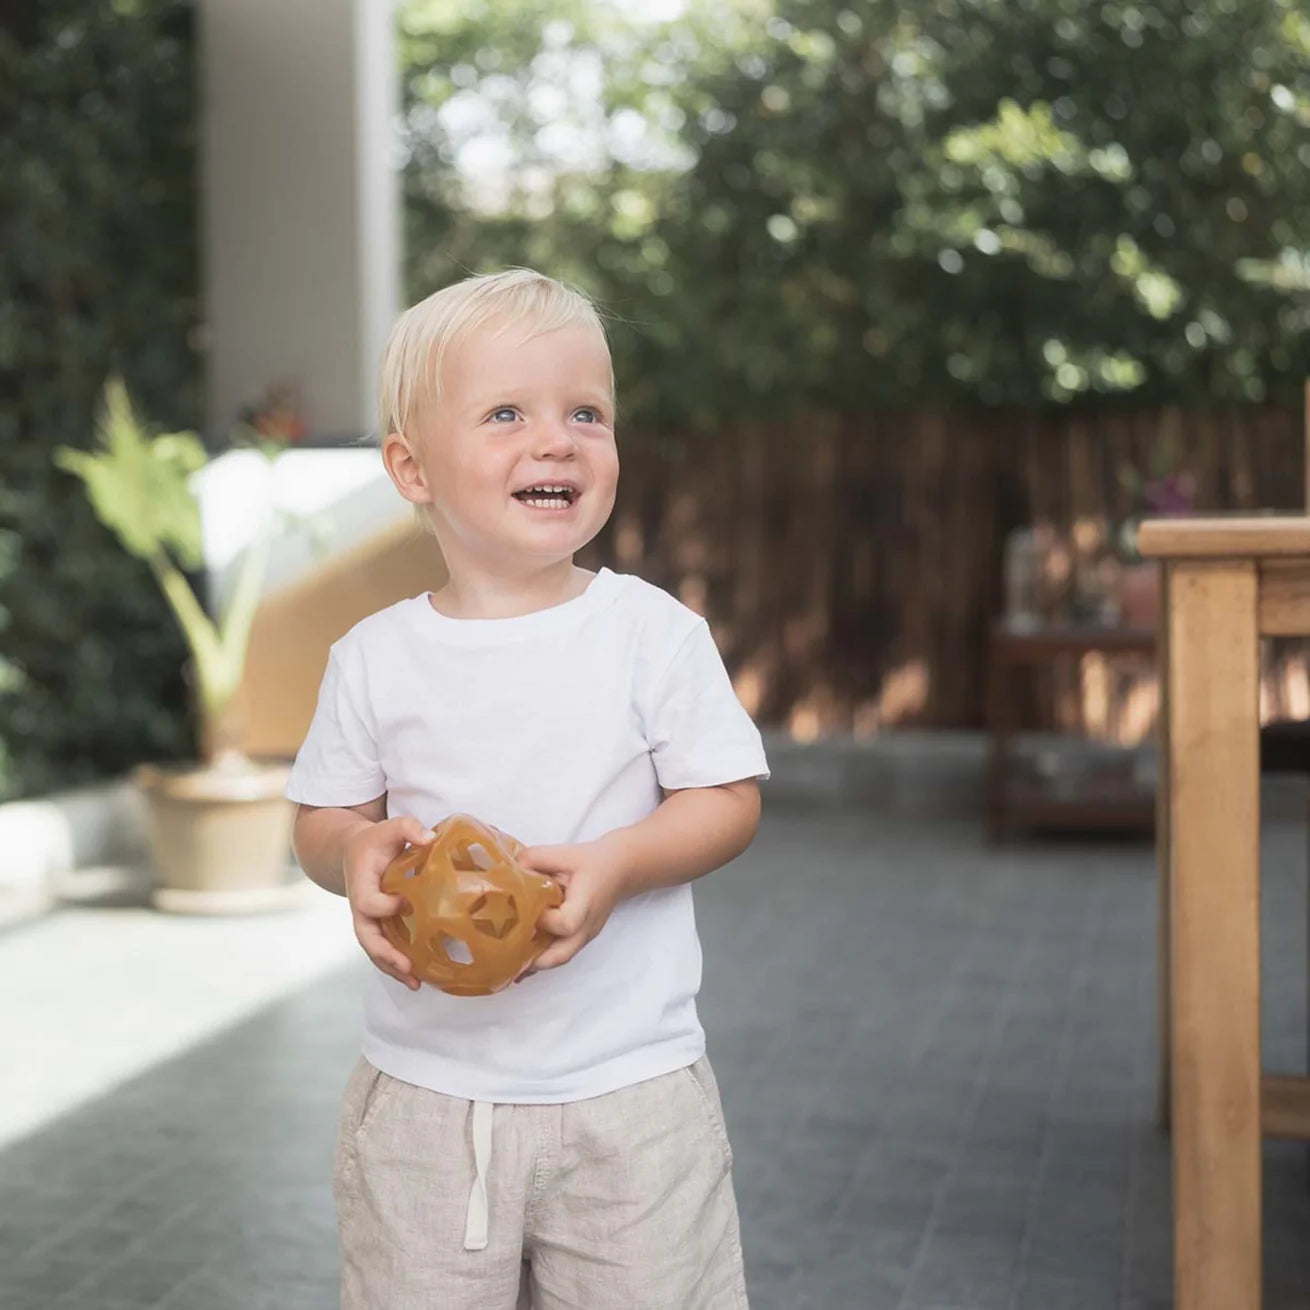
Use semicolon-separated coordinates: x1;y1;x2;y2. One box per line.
515;509;589;536
508;525;588;553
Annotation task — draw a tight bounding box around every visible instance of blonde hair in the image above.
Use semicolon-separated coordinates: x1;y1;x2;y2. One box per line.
377;267;612;442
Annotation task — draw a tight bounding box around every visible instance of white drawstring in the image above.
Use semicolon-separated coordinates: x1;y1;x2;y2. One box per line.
463;1100;494;1250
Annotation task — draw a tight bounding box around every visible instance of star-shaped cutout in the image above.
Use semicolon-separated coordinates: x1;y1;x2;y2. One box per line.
468;891;519;940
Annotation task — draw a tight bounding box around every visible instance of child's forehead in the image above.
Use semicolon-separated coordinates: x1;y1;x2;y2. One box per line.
458;313;606;357
439;316;613;388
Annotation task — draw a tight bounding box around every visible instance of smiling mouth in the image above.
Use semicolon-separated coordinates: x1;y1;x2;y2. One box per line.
512;484;578;509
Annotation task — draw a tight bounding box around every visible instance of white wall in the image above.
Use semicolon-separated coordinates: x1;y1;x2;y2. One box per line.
193;448;408;614
199;0;398;440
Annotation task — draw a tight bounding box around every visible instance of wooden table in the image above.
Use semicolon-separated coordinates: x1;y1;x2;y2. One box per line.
1140;515;1310;1310
985;622;1156;841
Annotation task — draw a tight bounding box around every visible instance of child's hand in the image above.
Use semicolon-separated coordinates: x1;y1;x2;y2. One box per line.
516;840;626;973
342;817;435;991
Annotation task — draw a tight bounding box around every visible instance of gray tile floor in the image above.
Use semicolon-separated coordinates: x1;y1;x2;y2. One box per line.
4;805;1310;1309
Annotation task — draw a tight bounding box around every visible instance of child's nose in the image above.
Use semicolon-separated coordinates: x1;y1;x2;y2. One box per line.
532;423;577;455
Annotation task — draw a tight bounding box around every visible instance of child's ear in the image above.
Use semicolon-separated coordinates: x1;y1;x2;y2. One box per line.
381;430;433;504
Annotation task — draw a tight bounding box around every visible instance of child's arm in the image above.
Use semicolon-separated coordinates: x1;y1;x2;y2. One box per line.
292;796;387;896
292;797;434;990
519;778;761;972
599;779;761;894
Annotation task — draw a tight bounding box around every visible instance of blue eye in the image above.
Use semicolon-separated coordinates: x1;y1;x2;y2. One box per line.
489;407;518;423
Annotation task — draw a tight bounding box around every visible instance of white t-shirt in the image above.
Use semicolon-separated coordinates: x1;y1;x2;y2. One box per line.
285;567;770;1103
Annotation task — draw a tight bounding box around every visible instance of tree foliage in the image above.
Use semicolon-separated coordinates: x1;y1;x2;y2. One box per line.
400;0;1310;430
0;0;198;799
5;0;1308;792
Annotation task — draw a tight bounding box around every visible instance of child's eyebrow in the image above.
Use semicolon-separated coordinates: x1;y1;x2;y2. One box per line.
459;393;522;417
469;391;614;414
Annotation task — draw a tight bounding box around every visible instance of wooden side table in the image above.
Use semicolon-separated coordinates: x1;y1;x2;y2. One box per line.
985;622;1157;841
1140;515;1310;1310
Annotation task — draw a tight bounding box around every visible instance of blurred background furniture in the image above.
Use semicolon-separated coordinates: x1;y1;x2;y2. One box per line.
985;622;1157;841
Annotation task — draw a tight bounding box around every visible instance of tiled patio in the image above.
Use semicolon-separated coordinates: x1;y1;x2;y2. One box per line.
4;801;1310;1309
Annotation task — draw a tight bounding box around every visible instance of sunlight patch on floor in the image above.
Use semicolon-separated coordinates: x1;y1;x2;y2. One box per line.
0;886;360;1148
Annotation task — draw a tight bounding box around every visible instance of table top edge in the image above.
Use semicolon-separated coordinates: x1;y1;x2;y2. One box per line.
1139;515;1310;558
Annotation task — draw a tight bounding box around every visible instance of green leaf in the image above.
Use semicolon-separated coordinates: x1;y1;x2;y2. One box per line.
53;377;207;570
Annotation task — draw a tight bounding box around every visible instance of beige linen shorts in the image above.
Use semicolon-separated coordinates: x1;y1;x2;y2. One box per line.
334;1055;750;1309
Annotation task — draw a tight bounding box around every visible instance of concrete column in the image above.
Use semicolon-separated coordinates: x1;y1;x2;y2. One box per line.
199;0;398;441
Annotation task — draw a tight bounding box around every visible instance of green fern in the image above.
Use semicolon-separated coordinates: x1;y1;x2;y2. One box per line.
55;378;273;768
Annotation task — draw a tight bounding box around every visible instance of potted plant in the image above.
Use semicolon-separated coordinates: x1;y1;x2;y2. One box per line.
54;378;305;913
1115;454;1196;628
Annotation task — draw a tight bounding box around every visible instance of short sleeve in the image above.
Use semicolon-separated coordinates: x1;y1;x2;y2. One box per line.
644;621;770;791
284;645;387;807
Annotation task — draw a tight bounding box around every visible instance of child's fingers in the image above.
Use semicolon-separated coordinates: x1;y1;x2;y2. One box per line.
354;887;406;919
353;913;402;961
373;958;421;989
518;843;573;874
398;819;435;847
360;941;418;988
532;933;585;971
354;916;418;986
536;905;576;938
370;951;420;989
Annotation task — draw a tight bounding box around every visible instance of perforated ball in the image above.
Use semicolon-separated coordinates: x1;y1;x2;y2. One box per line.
379;814;563;996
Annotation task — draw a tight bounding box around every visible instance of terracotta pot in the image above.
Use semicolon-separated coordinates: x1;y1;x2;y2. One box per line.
133;759;304;914
1117;561;1160;629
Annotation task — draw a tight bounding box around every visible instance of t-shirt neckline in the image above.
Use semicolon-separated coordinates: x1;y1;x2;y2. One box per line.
412;567;621;646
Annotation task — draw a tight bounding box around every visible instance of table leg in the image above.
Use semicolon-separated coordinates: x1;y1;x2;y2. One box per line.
1168;560;1262;1310
1156;564;1171;1130
984;635;1009;843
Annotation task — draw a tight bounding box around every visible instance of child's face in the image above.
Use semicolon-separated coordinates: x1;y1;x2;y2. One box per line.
398;319;619;576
